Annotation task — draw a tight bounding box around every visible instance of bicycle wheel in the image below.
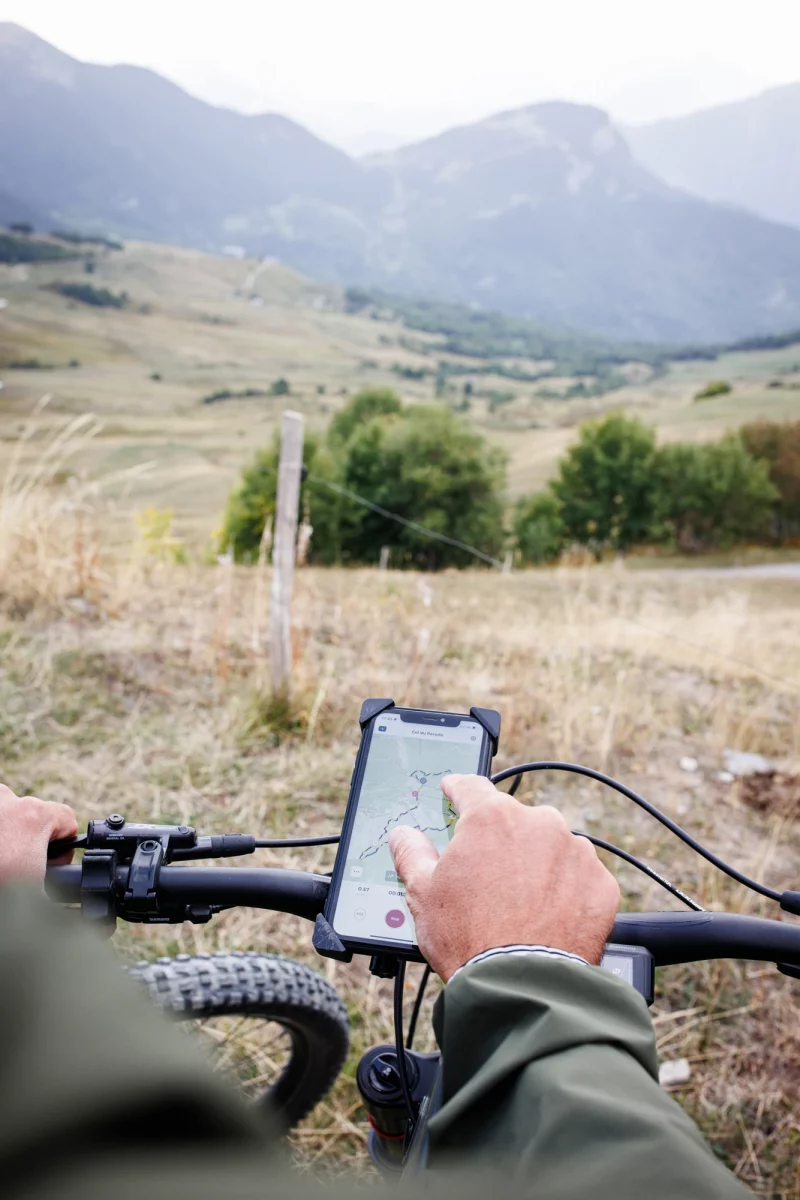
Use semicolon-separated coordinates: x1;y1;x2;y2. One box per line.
127;950;349;1128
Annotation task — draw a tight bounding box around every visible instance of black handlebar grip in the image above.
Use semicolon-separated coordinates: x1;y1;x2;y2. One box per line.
46;835;87;859
612;910;800;968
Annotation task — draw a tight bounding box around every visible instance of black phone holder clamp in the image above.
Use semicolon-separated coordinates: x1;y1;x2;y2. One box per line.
357;699;501;757
312;913;353;963
311;916;417;975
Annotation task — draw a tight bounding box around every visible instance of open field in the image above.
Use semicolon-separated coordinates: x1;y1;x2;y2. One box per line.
1;459;800;1194
2;244;800;1193
3;241;800;542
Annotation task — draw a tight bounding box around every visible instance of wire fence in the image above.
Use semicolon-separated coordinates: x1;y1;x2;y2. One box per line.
306;473;504;568
258;451;799;693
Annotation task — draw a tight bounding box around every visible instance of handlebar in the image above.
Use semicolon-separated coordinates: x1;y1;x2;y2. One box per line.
46;864;330;923
45;864;800;970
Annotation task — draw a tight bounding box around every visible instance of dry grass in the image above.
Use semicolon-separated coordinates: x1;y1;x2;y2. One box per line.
1;469;800;1195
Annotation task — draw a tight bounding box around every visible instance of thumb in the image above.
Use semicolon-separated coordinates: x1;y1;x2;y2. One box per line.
389;826;439;899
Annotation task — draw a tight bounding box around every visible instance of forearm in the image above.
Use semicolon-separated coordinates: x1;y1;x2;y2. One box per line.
429;955;752;1199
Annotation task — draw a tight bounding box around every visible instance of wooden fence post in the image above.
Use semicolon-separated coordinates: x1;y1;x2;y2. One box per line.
270;410;304;700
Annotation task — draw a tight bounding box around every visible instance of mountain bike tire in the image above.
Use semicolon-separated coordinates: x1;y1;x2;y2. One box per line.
127;950;349;1128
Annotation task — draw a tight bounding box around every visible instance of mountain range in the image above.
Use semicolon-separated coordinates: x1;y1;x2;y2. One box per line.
626;83;800;232
3;21;800;344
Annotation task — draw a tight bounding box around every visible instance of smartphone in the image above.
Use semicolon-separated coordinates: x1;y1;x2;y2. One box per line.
325;706;495;957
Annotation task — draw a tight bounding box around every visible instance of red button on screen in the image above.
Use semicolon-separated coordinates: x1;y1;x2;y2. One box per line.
385;909;405;929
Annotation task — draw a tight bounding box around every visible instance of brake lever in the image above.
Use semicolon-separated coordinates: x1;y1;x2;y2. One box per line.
47;834;88;859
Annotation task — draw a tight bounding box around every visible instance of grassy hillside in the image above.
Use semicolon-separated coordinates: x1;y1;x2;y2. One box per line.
2;239;800;539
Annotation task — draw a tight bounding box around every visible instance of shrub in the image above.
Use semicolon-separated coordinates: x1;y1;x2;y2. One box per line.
391;363;428;380
44;282;128;308
50;231;123;249
0;234;75;264
202;386;269;404
4;358;53;370
551;413;658;553
134;508;187;564
269;377;290;396
650;437;777;551
694;380;732;401
740;419;800;538
514;493;565;564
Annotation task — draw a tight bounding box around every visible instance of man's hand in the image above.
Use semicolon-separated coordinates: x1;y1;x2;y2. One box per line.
0;783;78;885
389;775;619;982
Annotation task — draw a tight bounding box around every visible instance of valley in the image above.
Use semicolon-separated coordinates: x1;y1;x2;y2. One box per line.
2;239;799;547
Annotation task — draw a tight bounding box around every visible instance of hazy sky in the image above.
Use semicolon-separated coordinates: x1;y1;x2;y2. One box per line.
3;0;799;152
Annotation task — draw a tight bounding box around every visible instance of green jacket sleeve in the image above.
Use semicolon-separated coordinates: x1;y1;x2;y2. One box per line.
428;954;752;1198
0;884;296;1200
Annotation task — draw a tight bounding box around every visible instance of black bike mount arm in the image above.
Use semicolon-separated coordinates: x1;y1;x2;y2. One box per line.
469;707;501;757
359;698;396;728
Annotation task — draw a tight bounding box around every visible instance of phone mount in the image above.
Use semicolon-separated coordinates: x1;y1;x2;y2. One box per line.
313;699;502;967
358;698;500;756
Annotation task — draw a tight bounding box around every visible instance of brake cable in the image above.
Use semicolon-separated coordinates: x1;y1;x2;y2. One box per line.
575;832;703;911
254;835;340;848
492;761;784;905
393;961;417;1137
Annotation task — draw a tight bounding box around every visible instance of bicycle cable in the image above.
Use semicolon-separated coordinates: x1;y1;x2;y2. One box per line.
492;761;783;904
254;835;341;848
406;964;432;1051
393;961;417;1136
574;832;704;911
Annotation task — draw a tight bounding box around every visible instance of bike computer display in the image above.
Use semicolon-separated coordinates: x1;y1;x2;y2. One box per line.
325;705;495;956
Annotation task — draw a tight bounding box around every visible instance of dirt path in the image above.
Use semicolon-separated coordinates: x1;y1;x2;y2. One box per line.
682;562;800;580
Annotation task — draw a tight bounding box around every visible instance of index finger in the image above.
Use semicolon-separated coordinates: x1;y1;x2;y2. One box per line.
440;773;501;818
44;802;79;843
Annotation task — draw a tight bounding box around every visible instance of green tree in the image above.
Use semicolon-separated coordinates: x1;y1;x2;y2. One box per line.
551;413;658;553
328;387;401;446
269;377;290;396
651;437;777;552
219;433;343;564
220;390;505;569
740;419;800;539
514;493;565;564
340;405;506;568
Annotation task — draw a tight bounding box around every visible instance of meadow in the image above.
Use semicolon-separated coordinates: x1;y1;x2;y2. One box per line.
2;432;800;1192
2;244;800;1194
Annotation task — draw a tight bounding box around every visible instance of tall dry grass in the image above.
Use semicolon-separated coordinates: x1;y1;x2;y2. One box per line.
1;431;799;1194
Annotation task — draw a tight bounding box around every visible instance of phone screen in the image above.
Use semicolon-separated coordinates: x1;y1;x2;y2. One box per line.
331;711;486;946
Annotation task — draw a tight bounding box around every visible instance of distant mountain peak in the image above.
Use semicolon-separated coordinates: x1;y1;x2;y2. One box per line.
368;97;666;211
4;24;800;343
625;81;800;230
0;20;78;87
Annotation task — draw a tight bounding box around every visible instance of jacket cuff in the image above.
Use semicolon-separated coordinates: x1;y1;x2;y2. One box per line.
449;943;589;980
431;951;659;1120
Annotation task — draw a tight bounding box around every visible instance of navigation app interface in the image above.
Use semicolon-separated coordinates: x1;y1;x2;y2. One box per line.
333;713;483;943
